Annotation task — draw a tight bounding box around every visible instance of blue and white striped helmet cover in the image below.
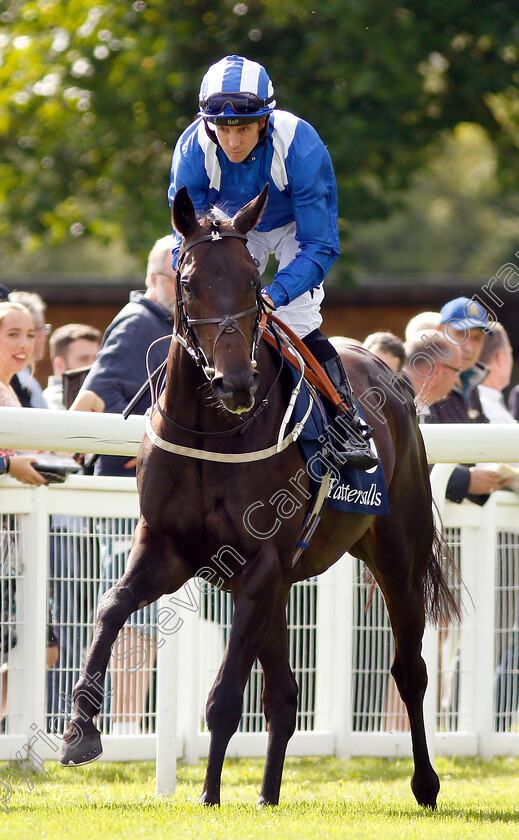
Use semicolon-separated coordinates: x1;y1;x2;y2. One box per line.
199;55;276;119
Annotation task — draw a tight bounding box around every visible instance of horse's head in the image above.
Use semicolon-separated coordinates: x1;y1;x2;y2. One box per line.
172;184;269;414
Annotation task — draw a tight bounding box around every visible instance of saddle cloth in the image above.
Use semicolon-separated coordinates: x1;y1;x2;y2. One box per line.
287;358;390;516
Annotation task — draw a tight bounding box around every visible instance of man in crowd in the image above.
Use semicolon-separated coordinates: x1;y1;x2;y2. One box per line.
477;322;515;424
363;331;406;373
426;296;511;504
401;329;463;414
72;234;175;476
71;234;175;734
44;323;101;410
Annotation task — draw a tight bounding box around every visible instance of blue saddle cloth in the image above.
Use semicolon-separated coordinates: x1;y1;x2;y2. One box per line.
289;362;390;516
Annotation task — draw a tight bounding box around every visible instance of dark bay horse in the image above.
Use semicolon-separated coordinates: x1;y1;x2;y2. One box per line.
59;185;457;809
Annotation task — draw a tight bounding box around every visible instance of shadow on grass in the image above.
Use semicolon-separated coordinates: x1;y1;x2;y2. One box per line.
38;755;519;787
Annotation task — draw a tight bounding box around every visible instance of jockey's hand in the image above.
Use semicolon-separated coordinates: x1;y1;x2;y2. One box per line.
261;292;276;312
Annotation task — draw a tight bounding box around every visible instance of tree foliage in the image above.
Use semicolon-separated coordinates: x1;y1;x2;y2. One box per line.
2;0;519;272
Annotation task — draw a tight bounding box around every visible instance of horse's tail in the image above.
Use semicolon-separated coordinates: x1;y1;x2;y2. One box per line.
423;503;462;626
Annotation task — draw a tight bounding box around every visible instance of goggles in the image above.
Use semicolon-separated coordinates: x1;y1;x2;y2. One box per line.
199;92;275;116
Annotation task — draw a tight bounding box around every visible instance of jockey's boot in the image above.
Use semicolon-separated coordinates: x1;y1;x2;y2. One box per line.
321;356;379;471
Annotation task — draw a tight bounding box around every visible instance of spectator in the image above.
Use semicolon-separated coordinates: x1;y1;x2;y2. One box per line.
508;378;519;421
72;234;175;476
0;302;50;483
71;235;176;734
426;296;512;504
477;323;515;424
44;324;101;732
0;302;57;724
404;311;441;342
8;291;50;408
471;322;518;730
44;323;101;411
401;330;463;415
509;385;519;421
363;331;405;373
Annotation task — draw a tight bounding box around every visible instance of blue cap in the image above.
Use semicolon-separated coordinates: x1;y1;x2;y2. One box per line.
439;296;493;333
0;284;9;301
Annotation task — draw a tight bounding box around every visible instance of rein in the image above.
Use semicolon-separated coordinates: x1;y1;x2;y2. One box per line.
144;220;315;462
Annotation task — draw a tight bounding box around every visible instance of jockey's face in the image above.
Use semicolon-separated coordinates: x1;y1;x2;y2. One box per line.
215;118;266;163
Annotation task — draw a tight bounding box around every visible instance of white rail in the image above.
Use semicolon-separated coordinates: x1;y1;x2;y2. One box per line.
1;414;519;797
0;477;518;766
0;407;519;462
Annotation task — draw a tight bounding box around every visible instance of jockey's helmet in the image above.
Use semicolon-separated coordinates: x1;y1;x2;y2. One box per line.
198;55;276;125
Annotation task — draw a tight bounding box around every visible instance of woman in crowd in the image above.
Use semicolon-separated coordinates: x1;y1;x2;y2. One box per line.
0;301;57;724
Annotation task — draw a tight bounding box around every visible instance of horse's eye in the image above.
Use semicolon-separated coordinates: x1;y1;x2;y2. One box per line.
181;281;194;301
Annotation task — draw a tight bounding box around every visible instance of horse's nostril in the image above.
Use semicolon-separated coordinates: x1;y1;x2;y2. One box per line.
212;369;259;406
212;375;231;400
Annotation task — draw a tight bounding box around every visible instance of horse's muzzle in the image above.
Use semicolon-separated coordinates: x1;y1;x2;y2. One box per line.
211;368;260;414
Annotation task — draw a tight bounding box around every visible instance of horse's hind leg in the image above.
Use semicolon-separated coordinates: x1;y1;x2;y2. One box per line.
59;520;191;766
363;511;440;808
386;588;439;808
256;588;298;806
367;521;440;808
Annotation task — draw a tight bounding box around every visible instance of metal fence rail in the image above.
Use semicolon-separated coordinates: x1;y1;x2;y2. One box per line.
1;475;519;770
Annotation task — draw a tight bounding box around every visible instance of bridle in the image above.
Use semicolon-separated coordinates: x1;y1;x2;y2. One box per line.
145;220;314;456
153;218;284;439
174;219;263;379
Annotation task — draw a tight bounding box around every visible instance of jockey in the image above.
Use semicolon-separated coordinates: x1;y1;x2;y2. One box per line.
168;55;378;470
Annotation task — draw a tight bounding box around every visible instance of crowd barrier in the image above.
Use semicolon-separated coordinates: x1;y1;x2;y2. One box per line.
1;410;519;795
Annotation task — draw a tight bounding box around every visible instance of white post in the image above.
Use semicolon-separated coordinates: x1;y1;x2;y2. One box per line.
155;594;178;797
328;554;354;757
8;488;49;766
473;494;498;759
176;592;201;764
315;568;336;733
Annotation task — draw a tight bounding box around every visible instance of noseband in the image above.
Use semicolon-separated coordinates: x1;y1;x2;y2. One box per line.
175;221;263;379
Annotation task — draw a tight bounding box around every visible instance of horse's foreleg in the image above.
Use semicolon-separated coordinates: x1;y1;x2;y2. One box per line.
256;590;298;806
387;594;440;808
58;579;138;765
59;521;190;766
200;550;281;806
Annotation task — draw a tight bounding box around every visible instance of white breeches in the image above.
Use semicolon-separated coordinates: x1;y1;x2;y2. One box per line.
245;223;324;339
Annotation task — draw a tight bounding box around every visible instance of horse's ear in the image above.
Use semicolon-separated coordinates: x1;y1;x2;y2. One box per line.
232;183;269;235
172;186;199;238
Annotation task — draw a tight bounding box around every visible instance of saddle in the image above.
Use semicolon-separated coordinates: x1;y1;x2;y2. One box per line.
262;313;347;412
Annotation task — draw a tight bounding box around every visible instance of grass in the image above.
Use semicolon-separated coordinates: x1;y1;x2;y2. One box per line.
1;756;519;839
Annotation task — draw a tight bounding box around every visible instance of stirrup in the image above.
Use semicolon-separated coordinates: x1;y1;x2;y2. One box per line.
326;416;379;471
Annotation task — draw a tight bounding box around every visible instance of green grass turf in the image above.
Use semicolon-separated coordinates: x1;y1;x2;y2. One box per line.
1;756;519;839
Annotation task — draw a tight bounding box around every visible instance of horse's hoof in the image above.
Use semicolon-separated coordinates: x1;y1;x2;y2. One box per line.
58;724;103;767
411;771;439;809
257;795;277;807
198;791;220;807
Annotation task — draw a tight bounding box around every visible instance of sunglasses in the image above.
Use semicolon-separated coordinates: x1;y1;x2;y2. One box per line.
199;92;274;116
